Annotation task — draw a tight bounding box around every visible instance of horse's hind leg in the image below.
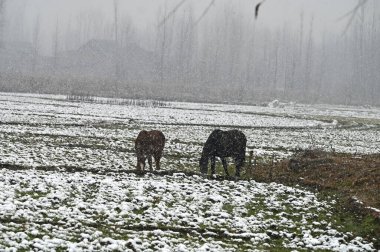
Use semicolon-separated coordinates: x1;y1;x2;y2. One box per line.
221;158;230;177
148;155;153;171
234;157;244;178
154;154;161;170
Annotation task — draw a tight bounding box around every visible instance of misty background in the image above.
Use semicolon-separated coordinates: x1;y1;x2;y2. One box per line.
0;0;379;105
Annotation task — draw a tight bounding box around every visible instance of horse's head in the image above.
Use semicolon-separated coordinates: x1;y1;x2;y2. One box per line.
199;156;208;174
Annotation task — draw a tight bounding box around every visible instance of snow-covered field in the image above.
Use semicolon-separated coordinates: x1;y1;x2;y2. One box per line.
0;170;374;251
0;92;379;251
1;92;379;170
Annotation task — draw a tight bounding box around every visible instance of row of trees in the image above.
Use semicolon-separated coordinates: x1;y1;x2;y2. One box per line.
154;1;379;105
0;0;6;47
0;1;379;105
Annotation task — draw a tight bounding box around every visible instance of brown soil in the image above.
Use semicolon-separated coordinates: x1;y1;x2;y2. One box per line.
248;150;380;218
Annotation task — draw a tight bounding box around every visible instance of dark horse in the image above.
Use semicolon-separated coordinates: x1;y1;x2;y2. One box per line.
135;130;165;171
200;129;247;177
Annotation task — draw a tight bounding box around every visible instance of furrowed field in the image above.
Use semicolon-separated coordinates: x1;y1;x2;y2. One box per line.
0;92;379;251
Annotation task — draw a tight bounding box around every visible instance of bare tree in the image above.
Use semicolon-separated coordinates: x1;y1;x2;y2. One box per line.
0;0;6;48
156;5;173;87
114;0;119;43
304;16;314;98
32;15;40;73
52;18;60;69
113;0;122;89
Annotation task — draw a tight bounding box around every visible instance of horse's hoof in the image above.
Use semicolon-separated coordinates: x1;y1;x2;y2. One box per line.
199;174;207;179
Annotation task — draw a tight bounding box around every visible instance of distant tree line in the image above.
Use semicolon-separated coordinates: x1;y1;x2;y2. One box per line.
0;1;379;106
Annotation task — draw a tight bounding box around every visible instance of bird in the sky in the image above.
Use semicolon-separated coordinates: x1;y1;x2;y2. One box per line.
255;0;266;19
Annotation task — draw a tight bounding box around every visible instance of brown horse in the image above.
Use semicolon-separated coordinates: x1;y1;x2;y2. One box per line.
135;130;165;171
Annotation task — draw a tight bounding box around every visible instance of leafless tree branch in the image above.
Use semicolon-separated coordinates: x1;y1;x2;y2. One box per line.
159;0;370;30
337;0;368;21
338;0;369;35
193;0;216;26
158;0;188;27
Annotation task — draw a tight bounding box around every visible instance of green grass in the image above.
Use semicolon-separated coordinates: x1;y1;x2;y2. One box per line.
15;189;49;199
333;207;379;247
315;191;380;248
222;203;234;214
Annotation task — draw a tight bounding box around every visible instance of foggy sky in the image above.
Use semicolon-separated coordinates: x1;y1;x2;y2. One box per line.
3;0;364;55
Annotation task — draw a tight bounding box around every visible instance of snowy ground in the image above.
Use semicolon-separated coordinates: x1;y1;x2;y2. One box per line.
0;92;379;251
0;170;375;251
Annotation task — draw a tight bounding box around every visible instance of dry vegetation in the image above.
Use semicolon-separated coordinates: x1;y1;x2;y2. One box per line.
247;150;380;247
251;150;380;211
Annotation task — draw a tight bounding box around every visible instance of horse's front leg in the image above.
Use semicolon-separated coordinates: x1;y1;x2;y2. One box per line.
221;158;230;177
210;156;216;175
137;157;146;171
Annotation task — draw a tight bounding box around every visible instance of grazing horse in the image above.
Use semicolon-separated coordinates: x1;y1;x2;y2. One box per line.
200;129;247;177
135;130;165;171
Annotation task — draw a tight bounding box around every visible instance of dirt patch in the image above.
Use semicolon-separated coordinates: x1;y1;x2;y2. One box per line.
250;150;380;211
247;150;380;248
